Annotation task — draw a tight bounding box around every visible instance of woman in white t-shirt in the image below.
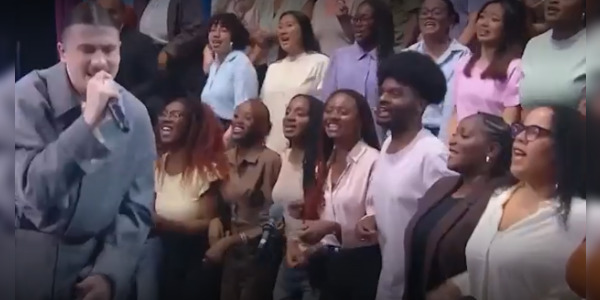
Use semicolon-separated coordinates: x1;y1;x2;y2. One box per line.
261;11;330;153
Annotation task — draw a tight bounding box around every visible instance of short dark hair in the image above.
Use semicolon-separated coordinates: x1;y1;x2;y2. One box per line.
207;13;251;51
63;1;118;37
278;11;321;59
476;112;513;177
463;0;528;81
377;51;447;105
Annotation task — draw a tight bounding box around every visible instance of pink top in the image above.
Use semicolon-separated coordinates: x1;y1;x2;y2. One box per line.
453;55;523;121
320;140;378;249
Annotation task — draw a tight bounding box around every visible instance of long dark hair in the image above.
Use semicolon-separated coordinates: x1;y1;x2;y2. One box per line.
327;89;380;150
277;10;321;60
358;0;395;62
549;106;586;221
464;0;528;81
286;95;334;220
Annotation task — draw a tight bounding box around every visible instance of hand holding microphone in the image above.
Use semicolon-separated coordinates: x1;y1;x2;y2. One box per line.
83;71;129;132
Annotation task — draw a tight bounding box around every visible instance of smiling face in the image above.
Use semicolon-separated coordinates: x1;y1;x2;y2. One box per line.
230;101;256;142
419;0;453;37
377;77;424;131
475;2;505;45
323;93;360;143
283;95;311;141
510;107;555;183
58;24;121;94
448;115;492;173
158;100;189;146
277;14;303;55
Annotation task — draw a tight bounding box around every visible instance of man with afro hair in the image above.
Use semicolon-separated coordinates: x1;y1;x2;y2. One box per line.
355;51;456;300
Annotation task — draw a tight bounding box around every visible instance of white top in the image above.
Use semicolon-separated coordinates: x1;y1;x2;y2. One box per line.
139;0;171;45
453;186;586;300
271;149;304;238
261;52;329;153
371;130;455;300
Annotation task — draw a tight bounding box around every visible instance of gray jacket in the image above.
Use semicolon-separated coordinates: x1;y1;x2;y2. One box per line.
14;63;156;300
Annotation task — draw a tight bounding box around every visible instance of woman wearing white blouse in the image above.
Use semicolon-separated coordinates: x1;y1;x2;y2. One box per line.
428;106;586;300
261;11;330;153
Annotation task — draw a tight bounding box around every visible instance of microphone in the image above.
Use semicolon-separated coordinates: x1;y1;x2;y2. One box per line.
107;97;129;133
257;203;285;251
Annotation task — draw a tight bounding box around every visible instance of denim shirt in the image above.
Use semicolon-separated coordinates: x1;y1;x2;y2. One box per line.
407;39;470;141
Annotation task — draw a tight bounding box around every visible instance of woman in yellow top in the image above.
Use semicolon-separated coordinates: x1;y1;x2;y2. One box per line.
152;96;229;300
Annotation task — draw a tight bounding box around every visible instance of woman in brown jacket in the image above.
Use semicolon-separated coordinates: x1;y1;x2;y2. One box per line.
403;113;514;300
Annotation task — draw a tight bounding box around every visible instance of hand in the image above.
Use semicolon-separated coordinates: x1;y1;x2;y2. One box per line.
298;220;337;245
286;239;307;268
203;45;215;65
252;29;270;47
355;215;377;242
336;0;349;16
75;275;112;300
157;51;169;70
426;281;462;300
204;237;231;263
83;71;119;128
287;201;304;220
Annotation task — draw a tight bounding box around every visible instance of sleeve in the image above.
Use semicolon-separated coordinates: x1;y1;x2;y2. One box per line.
90;113;156;298
320;53;338;102
258;153;282;224
422;150;455;191
364;160;377;217
163;0;205;59
313;57;331;97
15;76;109;213
502;60;523;108
450;272;470;296
233;59;259;108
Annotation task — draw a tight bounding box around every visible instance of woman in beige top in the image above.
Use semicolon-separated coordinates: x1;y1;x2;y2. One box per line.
262;11;330;153
271;94;332;300
153;96;229;300
205;99;283;300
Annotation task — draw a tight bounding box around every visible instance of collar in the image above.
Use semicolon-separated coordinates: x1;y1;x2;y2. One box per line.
45;63;80;118
351;43;377;61
220;50;243;64
411;39;469;65
329;140;369;166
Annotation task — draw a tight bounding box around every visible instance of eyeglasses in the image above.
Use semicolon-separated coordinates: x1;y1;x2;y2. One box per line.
510;123;552;142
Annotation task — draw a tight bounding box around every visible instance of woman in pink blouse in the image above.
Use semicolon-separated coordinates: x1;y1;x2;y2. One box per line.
447;0;528;137
287;89;381;300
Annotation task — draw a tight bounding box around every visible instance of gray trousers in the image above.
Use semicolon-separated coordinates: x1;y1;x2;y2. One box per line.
273;262;319;300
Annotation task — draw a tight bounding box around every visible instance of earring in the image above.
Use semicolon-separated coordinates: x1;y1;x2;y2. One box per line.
230;41;233;49
485;155;490;163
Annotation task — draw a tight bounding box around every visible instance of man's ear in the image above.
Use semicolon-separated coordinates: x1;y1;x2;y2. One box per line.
57;42;67;63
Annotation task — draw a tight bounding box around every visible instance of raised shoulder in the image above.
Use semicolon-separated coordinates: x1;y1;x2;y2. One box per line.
260;147;282;165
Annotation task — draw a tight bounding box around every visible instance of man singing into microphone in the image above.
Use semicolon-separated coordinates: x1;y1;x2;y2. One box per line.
15;2;155;300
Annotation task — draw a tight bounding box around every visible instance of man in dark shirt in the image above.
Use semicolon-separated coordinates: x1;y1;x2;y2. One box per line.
98;0;161;122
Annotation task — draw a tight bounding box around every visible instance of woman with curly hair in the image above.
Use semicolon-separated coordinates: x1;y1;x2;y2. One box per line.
152;95;229;300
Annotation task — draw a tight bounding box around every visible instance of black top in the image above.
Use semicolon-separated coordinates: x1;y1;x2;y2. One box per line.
405;196;461;300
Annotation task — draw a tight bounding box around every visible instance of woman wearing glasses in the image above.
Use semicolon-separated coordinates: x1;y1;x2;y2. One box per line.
428;106;586;300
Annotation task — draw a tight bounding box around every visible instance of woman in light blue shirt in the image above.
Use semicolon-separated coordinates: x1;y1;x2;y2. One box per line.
202;13;259;127
407;0;470;141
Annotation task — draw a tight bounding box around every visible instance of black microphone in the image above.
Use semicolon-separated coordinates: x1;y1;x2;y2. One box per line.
257;203;285;251
107;97;129;133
